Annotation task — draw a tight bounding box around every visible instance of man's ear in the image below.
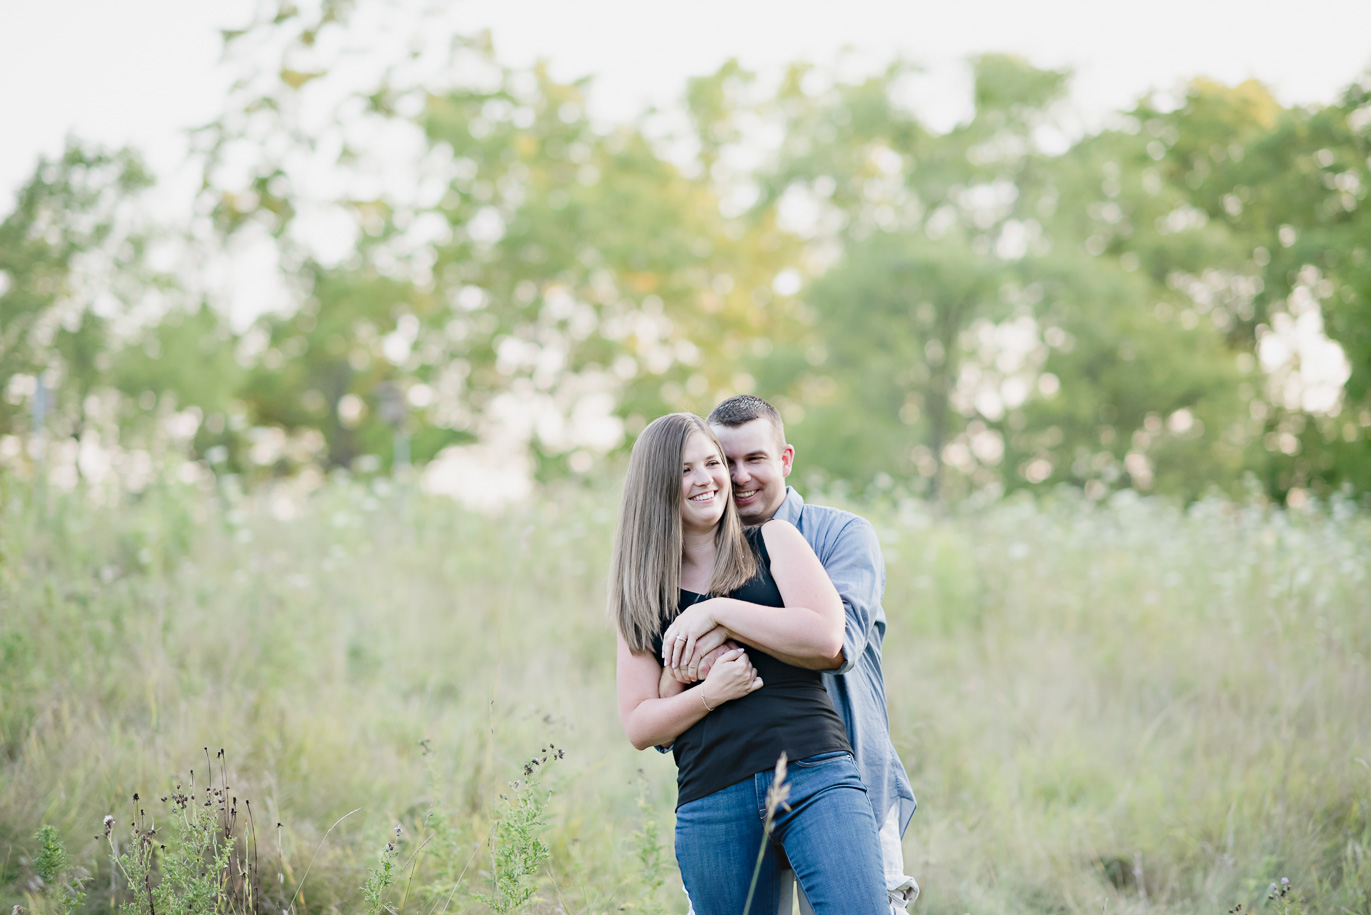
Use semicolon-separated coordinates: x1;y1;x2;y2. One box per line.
780;443;795;478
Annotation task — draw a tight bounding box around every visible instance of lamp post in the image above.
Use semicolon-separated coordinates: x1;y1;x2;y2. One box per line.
376;381;410;473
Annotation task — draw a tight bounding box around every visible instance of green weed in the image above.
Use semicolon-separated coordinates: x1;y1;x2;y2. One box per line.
103;751;263;915
3;472;1369;913
23;825;87;915
360;829;400;915
630;794;668;915
470;748;562;914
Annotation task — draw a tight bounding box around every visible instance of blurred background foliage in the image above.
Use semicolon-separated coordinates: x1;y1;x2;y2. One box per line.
3;8;1370;913
2;0;1369;504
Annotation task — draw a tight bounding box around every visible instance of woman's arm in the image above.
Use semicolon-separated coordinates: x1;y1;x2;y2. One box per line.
617;632;761;751
662;520;844;674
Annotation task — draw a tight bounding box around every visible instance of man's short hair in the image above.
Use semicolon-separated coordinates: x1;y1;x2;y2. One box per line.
708;395;786;446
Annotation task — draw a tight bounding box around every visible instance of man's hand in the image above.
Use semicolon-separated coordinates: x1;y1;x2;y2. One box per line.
668;636;741;683
662;599;727;676
698;648;763;708
696;639;742;680
665;625;731;682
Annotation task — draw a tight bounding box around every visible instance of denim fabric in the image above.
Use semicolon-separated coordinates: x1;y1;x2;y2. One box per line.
777;804;919;915
674;752;888;915
773;488;918;841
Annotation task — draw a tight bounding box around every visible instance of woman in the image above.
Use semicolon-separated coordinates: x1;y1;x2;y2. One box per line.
611;413;888;915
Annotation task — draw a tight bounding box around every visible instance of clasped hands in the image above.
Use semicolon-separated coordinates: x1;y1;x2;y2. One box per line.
661;598;740;683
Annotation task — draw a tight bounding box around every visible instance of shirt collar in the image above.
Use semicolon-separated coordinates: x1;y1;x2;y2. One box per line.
771;486;805;525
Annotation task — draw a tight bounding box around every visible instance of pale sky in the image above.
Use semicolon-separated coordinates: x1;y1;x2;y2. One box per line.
3;0;1363;497
2;0;1370;212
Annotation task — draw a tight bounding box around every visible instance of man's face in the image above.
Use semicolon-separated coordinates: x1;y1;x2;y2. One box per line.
710;418;794;524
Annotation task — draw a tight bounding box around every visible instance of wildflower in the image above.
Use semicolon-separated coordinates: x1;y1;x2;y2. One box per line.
103;815;115;836
1281;877;1289;885
394;825;403;837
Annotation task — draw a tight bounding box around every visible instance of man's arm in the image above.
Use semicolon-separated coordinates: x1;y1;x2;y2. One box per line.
659;665;688;696
687;515;885;673
820;516;887;676
663;521;846;674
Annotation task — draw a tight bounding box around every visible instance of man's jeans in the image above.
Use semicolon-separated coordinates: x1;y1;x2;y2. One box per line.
777;804;919;915
674;751;888;915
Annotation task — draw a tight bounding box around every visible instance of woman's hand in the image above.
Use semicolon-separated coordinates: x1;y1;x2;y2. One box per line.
698;648;762;709
662;599;729;674
696;640;742;680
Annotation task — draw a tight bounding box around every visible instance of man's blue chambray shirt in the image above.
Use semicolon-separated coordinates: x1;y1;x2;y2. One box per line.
773;486;917;837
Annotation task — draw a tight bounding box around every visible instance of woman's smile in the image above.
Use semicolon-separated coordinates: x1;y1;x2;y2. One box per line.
681;432;731;528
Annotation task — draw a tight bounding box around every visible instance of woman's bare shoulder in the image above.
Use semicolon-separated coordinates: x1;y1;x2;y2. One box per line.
758;518;804;550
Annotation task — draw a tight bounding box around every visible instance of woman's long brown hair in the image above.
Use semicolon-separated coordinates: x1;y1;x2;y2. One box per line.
608;413;757;653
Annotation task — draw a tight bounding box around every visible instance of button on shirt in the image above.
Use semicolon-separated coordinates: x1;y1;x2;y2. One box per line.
772;487;917;838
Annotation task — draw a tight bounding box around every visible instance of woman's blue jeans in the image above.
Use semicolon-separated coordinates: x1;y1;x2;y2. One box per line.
674;751;889;915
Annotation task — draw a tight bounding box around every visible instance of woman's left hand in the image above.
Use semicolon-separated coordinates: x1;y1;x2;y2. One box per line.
662;599;729;677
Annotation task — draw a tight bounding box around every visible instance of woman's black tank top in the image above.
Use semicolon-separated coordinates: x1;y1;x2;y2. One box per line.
652;526;851;808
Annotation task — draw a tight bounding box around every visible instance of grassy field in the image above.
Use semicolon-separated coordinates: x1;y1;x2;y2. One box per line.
2;469;1369;914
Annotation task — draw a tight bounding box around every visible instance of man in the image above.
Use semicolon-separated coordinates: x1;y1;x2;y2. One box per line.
685;394;918;914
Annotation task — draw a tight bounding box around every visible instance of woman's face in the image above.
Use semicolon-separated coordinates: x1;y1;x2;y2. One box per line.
679;431;731;533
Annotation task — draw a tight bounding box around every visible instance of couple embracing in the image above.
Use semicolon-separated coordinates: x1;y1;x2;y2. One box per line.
611;396;918;915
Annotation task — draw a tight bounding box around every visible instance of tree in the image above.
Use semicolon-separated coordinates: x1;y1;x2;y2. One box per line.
743;56;1267;499
1120;75;1371;499
0;141;153;469
798;233;1010;497
190;9;802;473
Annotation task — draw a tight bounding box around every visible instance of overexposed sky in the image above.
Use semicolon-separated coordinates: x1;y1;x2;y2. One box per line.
2;0;1370;208
2;0;1363;494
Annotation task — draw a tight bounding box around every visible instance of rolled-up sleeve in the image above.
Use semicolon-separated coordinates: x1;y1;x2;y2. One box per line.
823;518;886;676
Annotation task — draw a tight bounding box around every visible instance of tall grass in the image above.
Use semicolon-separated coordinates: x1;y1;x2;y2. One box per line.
1;470;1368;914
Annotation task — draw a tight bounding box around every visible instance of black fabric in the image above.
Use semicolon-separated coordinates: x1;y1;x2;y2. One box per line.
653;527;852;808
